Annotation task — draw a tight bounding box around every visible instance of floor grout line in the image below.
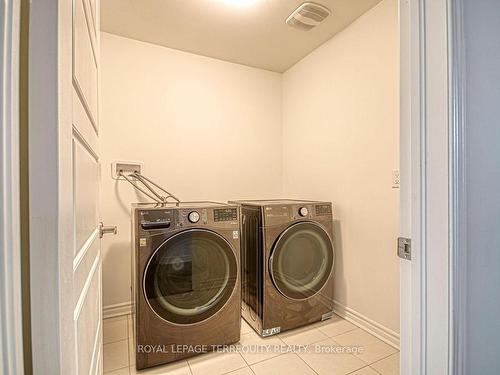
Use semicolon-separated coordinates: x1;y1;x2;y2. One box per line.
345;364;371;375
103;337;129;346
186;358;194;375
297;343;369;375
103;364;129;375
102;315;130;347
369;364;385;375
220;364;251;375
238;330;289;367
369;350;400;365
324;326;359;338
244;352;287;368
353;347;399;366
293;351;320;375
366;351;400;374
237;342;253;368
283;335;332;347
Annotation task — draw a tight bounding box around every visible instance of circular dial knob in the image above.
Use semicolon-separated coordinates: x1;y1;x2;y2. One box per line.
299;207;309;217
188;211;200;223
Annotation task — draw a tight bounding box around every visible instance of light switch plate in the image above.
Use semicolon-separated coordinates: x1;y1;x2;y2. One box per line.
392;169;400;188
111;160;143;180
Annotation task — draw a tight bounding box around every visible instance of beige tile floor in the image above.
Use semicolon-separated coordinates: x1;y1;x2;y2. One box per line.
103;314;399;375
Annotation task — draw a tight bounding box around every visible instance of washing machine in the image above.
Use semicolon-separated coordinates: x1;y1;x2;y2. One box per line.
231;199;334;337
131;202;241;369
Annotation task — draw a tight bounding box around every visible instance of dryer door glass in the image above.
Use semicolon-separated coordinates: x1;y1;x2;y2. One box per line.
144;229;238;324
270;222;334;300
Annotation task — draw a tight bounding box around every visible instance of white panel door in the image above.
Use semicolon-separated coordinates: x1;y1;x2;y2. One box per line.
72;0;102;374
29;0;103;374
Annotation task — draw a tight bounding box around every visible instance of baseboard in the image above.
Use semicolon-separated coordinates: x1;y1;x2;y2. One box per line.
103;301;132;319
332;300;400;349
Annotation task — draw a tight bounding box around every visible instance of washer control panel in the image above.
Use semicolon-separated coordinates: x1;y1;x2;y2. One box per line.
315;204;332;216
137;205;240;231
177;209;208;226
214;208;238;222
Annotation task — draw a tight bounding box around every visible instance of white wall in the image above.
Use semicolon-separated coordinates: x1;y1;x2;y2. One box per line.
100;33;283;310
463;0;500;372
282;0;400;334
100;0;400;337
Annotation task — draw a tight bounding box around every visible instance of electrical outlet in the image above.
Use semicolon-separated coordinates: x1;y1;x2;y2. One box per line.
392;169;400;188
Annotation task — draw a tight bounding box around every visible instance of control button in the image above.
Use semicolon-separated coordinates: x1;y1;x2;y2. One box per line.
188;211;200;223
299;207;309;217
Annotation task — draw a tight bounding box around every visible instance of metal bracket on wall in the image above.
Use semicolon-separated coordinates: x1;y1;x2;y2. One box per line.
118;169;181;206
398;237;412;260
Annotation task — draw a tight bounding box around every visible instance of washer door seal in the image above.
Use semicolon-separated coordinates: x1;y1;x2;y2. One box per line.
143;228;238;325
269;221;334;300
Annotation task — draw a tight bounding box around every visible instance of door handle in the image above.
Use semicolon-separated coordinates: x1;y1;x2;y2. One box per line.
100;222;117;238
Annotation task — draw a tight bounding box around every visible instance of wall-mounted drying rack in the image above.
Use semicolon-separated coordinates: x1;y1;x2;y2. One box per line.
118;170;181;205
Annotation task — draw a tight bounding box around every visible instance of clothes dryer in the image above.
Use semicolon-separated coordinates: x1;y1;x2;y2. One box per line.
231;199;334;337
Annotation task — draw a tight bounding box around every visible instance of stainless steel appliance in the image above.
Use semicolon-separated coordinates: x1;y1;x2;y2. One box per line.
231;199;334;337
131;202;241;369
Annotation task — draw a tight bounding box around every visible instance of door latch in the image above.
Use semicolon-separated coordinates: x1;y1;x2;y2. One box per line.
398;237;411;260
100;222;117;238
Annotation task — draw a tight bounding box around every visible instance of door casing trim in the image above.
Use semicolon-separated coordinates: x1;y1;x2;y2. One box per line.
0;1;24;374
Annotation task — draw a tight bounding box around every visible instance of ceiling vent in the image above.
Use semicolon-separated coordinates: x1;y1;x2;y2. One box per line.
285;2;331;31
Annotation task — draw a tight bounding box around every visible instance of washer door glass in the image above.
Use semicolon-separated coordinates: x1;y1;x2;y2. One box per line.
270;222;334;300
144;229;237;324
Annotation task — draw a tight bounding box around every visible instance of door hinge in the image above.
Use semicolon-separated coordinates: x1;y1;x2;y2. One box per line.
398;237;411;260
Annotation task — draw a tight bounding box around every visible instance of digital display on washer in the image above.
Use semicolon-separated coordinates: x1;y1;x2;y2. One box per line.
214;208;238;222
315;204;332;216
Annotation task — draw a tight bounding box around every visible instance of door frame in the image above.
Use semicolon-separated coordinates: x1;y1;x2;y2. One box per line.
28;0;76;374
19;0;461;373
400;0;463;374
0;0;24;374
448;0;466;373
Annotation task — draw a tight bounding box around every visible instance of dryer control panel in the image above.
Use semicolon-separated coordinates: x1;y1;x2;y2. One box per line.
263;202;333;226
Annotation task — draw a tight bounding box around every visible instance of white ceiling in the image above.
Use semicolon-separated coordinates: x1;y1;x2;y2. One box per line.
101;0;382;73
